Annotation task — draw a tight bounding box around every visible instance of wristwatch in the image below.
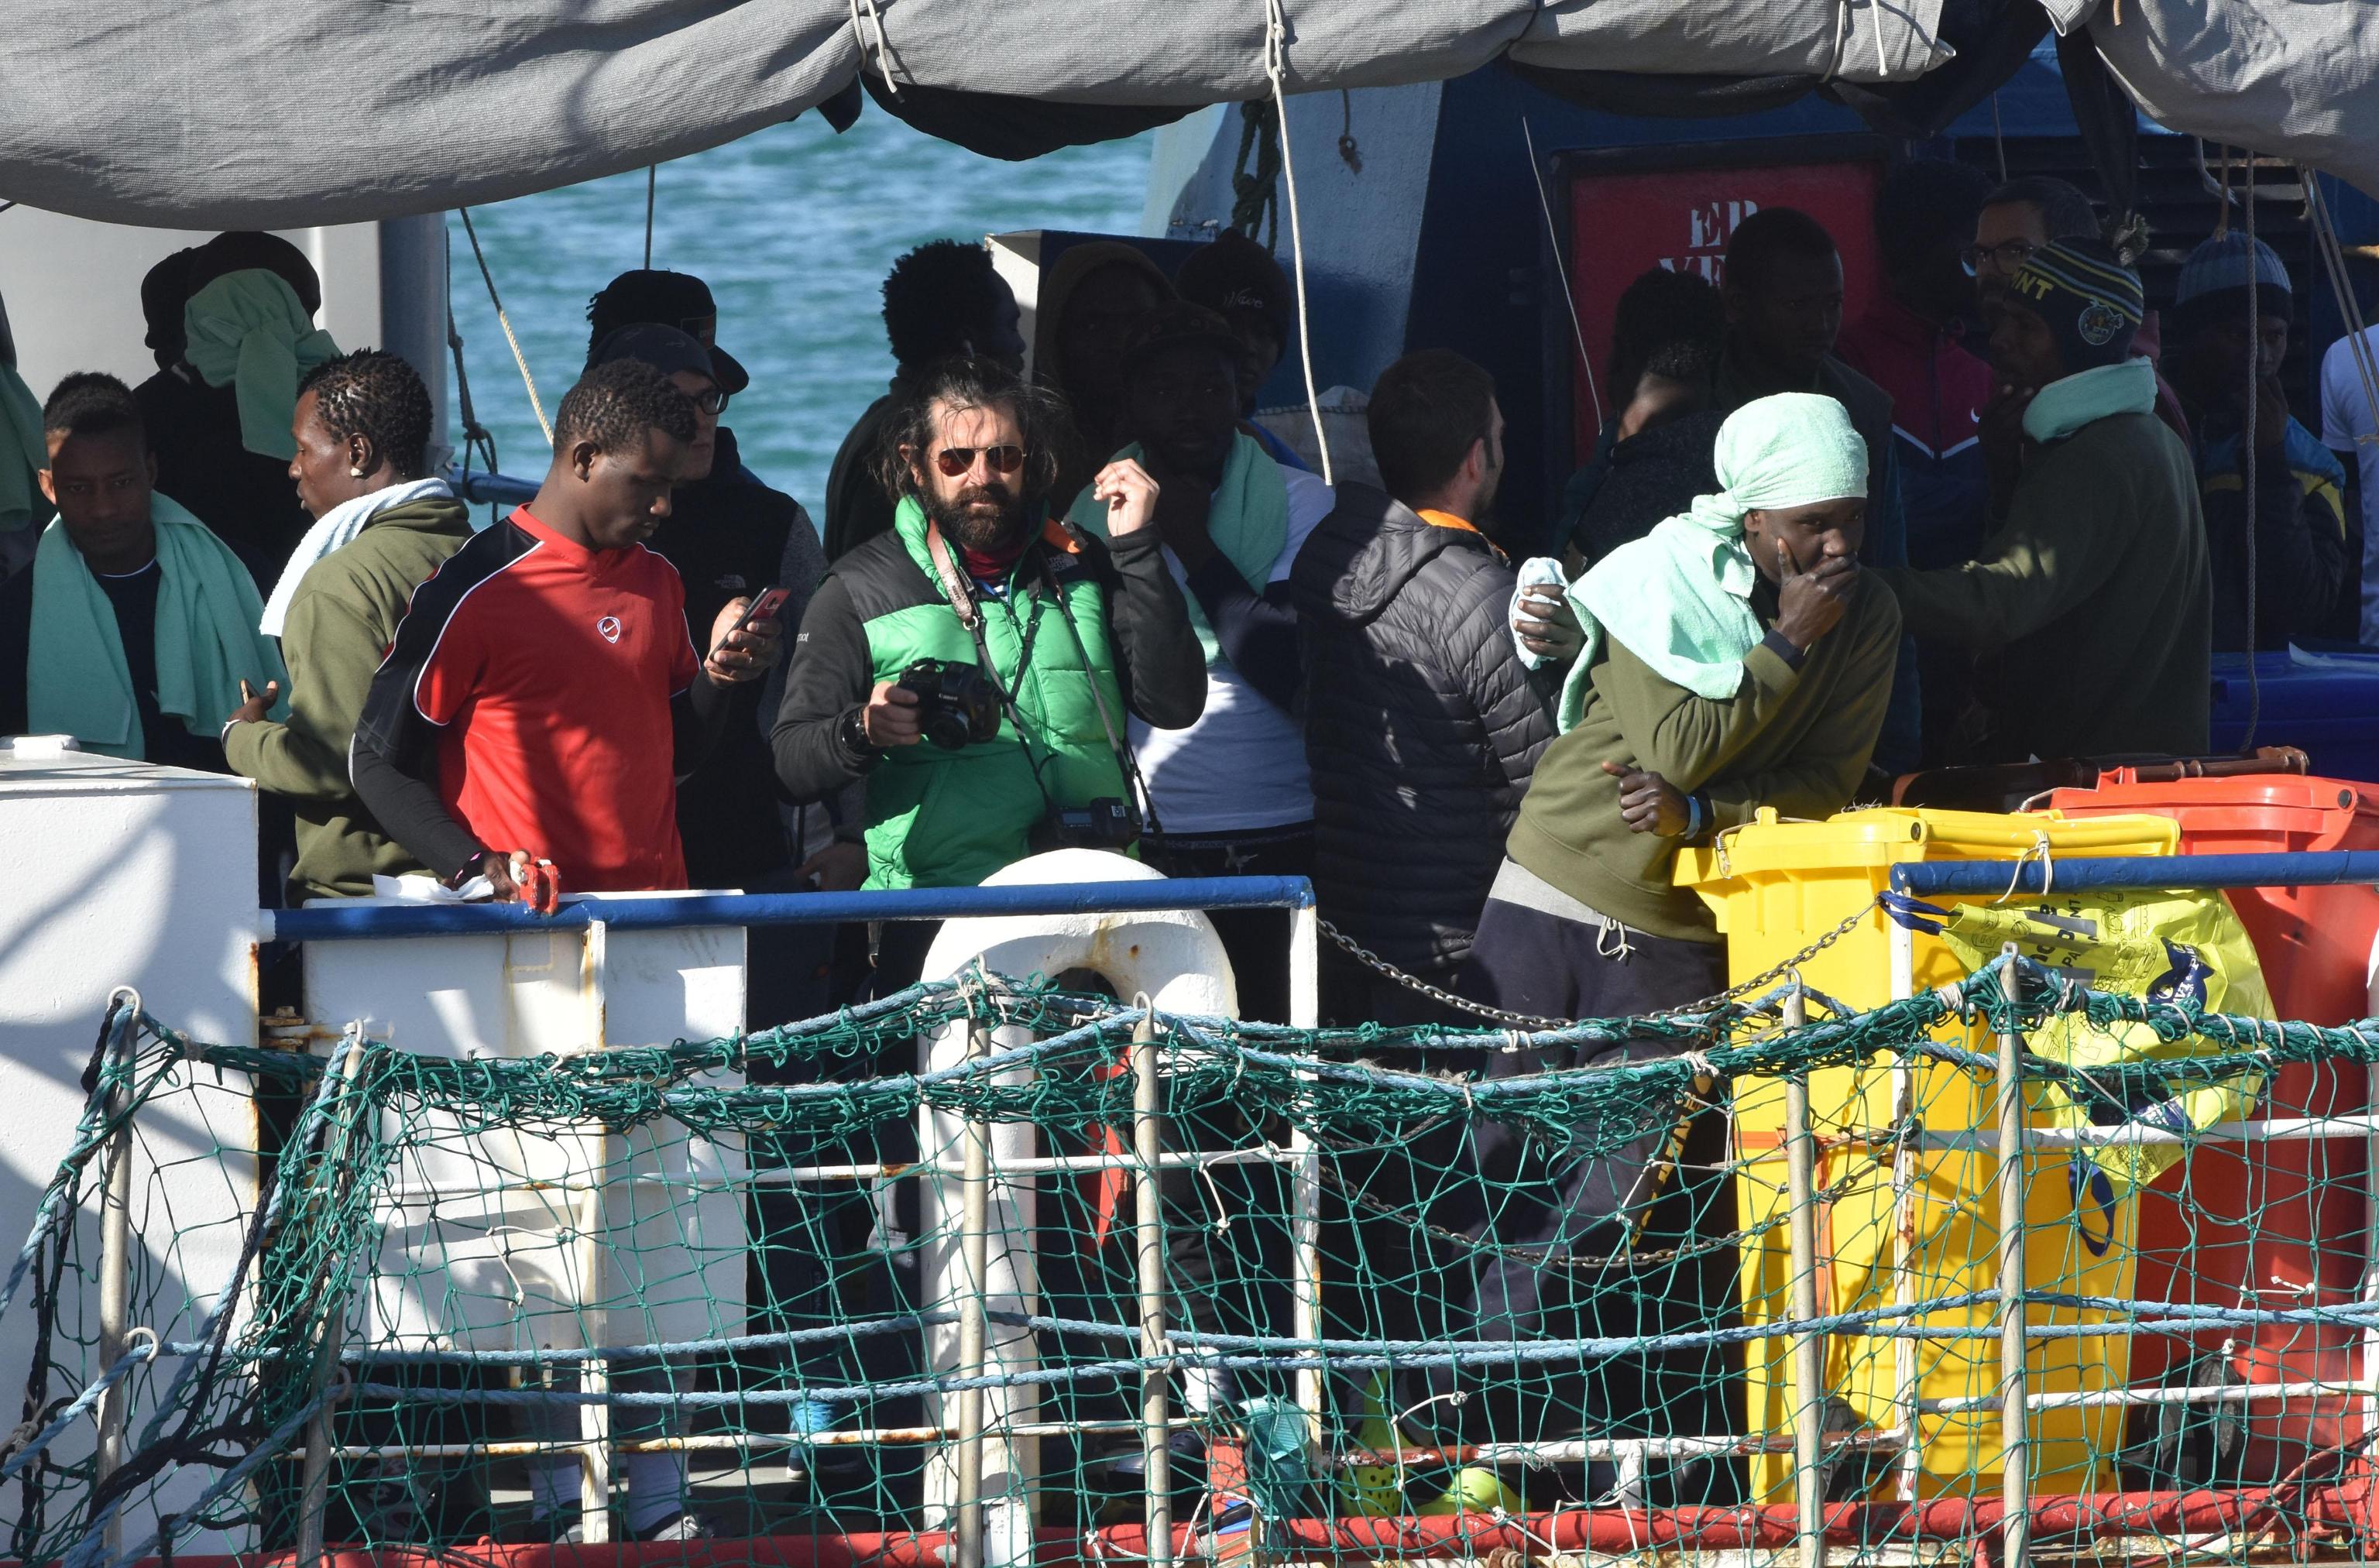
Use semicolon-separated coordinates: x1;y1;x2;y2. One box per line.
839;707;881;759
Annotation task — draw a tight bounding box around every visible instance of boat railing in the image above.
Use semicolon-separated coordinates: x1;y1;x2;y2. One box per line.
48;859;2379;1567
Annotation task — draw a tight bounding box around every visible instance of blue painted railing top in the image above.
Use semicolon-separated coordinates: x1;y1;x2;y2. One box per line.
266;875;1316;942
1892;851;2379;897
450;467;539;506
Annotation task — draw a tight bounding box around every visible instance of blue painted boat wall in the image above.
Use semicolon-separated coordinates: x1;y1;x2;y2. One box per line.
1137;46;2379;540
1149;81;1447;415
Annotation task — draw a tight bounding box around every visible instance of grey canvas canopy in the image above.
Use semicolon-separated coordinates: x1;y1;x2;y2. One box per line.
0;0;2369;227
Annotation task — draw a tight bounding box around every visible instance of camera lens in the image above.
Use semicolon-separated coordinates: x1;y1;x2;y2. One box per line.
923;710;970;750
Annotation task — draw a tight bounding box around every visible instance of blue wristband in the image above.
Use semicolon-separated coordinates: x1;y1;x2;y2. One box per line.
1683;792;1707;841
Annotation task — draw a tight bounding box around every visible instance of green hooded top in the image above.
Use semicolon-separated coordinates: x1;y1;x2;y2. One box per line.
225;494;475;898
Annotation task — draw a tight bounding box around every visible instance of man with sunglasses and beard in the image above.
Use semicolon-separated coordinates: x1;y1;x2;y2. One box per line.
772;355;1204;987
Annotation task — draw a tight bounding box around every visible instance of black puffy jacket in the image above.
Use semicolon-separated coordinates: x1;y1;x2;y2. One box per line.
1289;485;1553;976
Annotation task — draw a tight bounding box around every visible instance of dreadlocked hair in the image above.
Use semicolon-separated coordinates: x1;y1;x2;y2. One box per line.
298;348;434;479
553;358;699;455
872;355;1073;506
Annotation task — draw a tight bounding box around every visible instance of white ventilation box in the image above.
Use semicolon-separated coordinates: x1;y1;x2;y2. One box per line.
0;743;260;1556
302;901;747;1354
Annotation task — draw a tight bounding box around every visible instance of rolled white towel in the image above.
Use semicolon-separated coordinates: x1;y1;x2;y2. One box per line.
1507;554;1570;671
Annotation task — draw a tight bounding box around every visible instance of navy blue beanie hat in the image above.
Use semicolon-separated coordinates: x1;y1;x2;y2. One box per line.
2005;237;2145;371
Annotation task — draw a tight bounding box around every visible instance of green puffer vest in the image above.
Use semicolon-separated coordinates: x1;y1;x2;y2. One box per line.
857;499;1131;889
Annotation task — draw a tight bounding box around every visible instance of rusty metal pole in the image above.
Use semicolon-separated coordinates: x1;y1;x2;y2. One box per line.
296;1032;372;1568
575;1144;614;1543
1994;946;2032;1568
577;919;614;1544
1286;902;1322;1432
1780;984;1828;1568
93;1005;139;1557
955;1018;992;1568
1131;1005;1172;1568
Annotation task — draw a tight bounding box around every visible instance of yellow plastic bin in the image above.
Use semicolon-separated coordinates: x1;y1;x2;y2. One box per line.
1674;807;2181;1501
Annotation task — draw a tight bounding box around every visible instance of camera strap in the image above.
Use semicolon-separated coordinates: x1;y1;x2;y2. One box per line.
923;518;1157;835
1036;551;1165;839
922;523;985;633
926;520;1065;818
925;520;1047;697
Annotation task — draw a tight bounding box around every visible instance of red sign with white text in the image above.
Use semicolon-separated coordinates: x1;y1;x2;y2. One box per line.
1565;154;1886;459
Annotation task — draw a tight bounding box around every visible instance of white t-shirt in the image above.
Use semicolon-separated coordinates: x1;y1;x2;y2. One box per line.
2319;328;2379;644
1130;466;1333;834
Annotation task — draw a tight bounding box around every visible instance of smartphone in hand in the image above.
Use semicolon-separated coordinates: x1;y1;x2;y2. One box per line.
728;585;791;636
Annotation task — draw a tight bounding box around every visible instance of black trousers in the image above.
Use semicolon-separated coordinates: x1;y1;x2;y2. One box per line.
1139;824;1315;1024
1131;825;1316;1415
1320;945;1481;1031
1388;896;1735;1473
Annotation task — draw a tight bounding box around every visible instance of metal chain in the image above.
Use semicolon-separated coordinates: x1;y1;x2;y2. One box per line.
1650;895;1885;1019
1317;894;1884;1032
1316;918;1568;1029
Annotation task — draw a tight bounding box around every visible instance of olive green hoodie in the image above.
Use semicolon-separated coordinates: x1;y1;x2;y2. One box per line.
225;495;475;898
1508;574;1901;942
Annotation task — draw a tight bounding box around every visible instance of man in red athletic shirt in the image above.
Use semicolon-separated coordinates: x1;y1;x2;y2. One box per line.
352;358;780;904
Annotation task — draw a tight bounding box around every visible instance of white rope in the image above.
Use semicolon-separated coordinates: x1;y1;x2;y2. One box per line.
2307;176;2379;458
1522;118;1601;432
1993;830;2054;904
1262;0;1333;486
456;207;552;446
849;0;901;96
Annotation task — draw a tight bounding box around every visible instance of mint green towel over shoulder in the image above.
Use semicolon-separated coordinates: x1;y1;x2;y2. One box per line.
2021;357;2158;444
0;362;52;534
182;269;341;461
1559;510;1766;729
1555;390;1869;732
26;494;289;758
1066;430;1287;667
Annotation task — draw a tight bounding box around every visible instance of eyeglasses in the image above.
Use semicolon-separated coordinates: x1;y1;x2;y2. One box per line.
1961;238;2039;277
688;386;729;417
933;445;1028;478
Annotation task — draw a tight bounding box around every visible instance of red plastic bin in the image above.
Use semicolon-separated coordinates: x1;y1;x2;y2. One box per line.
2043;772;2379;1476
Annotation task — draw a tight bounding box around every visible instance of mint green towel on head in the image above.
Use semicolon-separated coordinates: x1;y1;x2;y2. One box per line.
1067;430;1287;667
0;361;52;535
27;494;288;759
182;269;340;461
1557;390;1868;731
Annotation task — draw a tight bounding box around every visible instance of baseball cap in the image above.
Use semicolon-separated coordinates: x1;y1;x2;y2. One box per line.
1176;231;1293;343
586;269;750;393
587;323;722;386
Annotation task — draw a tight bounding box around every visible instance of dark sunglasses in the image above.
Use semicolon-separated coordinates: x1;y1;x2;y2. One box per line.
933;445;1027;478
688;385;729;417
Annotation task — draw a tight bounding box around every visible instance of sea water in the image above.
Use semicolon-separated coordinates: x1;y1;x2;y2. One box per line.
444;112;1156;518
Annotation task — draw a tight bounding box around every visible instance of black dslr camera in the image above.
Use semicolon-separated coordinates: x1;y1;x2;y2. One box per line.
1030;796;1143;853
898;658;1002;751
